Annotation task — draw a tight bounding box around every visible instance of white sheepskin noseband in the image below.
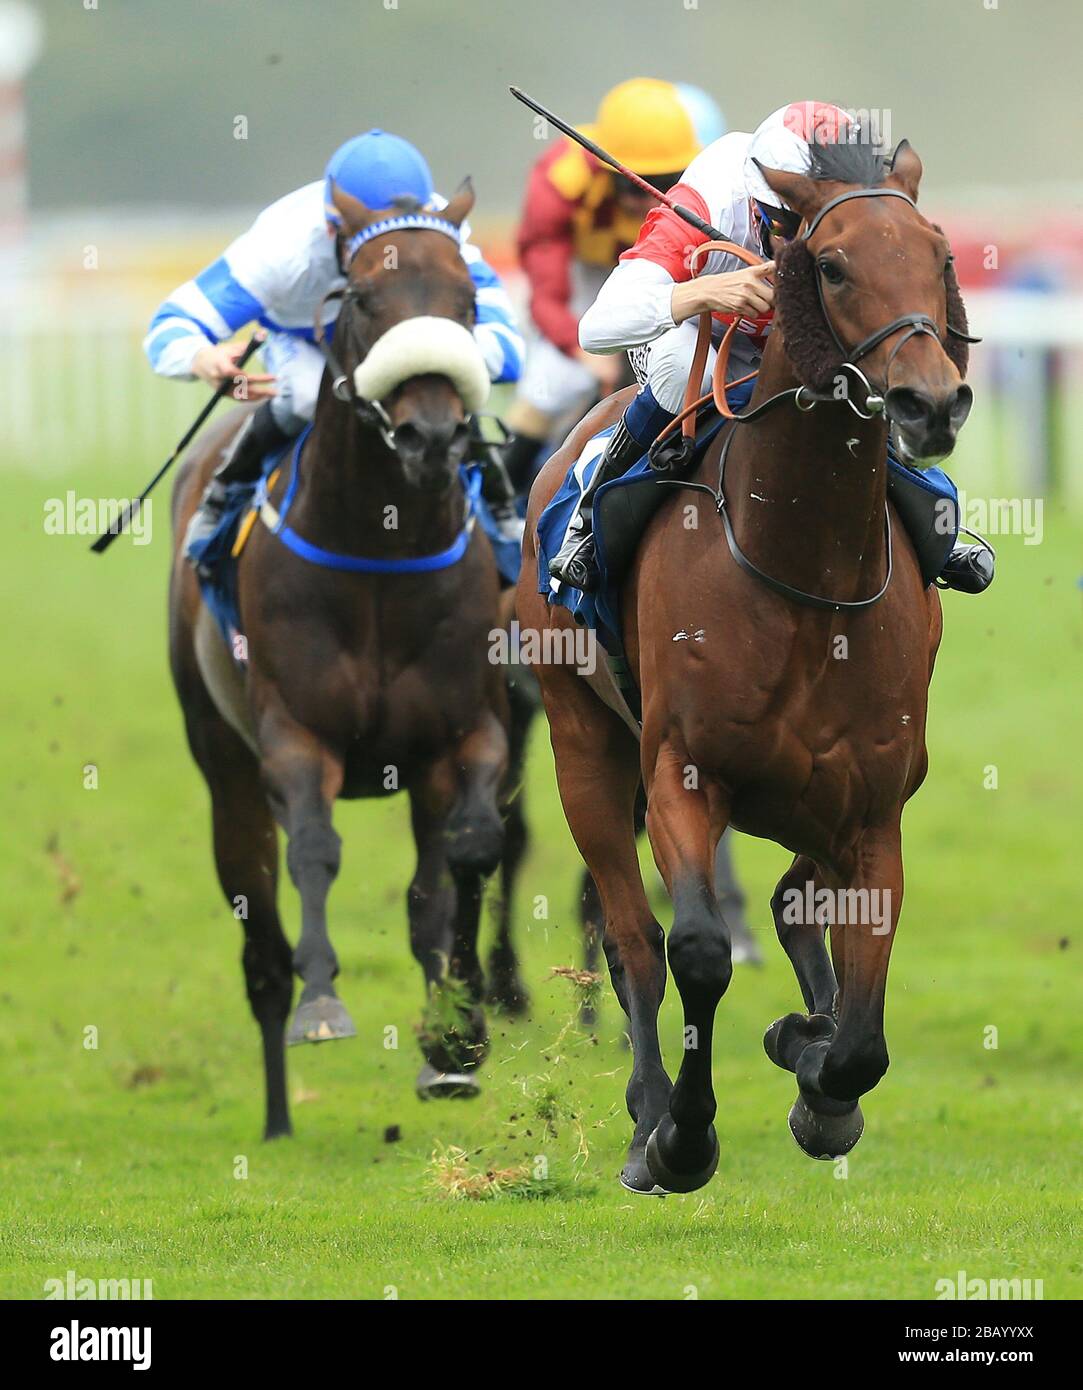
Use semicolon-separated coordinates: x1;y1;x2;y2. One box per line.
352;315;490;413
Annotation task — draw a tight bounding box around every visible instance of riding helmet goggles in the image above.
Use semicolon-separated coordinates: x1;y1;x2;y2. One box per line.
754;199;802;248
745;102;858;251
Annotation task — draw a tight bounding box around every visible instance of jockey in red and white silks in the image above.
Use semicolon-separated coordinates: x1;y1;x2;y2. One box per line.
547;101;849;591
548;100;994;597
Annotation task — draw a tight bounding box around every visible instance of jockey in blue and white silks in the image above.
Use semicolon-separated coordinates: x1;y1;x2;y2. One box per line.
145;129;524;558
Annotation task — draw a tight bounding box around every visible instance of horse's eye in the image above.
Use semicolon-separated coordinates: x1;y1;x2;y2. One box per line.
817;258;845;286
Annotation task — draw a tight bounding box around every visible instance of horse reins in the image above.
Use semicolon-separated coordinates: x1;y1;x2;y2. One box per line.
654;185;978;612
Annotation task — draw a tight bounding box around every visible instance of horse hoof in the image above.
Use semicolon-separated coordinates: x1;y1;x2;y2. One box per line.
763;1012;835;1072
645;1116;720;1194
287;995;357;1046
618;1147;670;1196
485;979;531;1019
416;1063;482;1101
788;1094;864;1160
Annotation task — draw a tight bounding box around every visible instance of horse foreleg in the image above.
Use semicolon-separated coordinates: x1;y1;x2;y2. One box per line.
182;697;294;1139
577;868;604;1026
539;664;669;1193
410;715;505;1098
257;716;354;1047
782;826;903;1160
486;673;534;1016
643;745;731;1194
764;856;841;1081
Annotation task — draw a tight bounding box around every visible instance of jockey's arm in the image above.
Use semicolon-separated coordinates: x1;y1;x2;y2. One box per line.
460;243;525;385
143;213;282;394
579;195;774;354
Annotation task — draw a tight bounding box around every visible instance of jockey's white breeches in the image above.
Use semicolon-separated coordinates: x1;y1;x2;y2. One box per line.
629;318;762;414
262;331;326;432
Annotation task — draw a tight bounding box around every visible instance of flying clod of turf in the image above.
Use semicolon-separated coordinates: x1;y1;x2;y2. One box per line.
415;973;487;1070
548;964;604;1015
427;1145;543;1201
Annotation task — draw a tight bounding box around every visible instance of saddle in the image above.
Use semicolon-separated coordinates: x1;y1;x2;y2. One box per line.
191;438;523;668
187;444;293;665
537;399;959;649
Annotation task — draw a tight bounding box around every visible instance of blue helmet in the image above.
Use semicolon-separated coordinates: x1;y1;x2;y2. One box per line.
675;84;727;148
324;129;434;225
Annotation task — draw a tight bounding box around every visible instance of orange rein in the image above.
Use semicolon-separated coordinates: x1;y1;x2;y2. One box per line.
655;239;769;444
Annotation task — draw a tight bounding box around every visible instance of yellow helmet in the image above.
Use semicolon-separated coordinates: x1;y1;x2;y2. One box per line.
581;78;701;177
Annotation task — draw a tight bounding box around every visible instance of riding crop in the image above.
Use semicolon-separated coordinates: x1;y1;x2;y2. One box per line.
90;331;264;554
509;86;727;241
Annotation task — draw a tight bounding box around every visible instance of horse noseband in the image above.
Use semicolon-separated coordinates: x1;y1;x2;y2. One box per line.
802;186;978;421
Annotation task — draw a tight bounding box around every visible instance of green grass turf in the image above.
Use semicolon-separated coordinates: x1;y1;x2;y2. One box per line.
1;434;1080;1300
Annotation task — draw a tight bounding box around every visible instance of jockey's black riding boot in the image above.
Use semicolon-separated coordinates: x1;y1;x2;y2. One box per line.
938;538;996;594
183;401;290;569
547;413;643;592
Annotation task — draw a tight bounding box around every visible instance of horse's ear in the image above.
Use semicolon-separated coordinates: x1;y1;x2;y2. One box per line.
329;180;376;236
442;177;475;228
755;161;824;225
887;139;922;202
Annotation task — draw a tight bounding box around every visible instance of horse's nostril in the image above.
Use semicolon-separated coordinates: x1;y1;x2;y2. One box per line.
393;417;469;468
392;421;426;464
949;383;974;430
885;386;935;431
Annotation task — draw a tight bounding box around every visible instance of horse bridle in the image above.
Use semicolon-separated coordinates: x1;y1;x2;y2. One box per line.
658;184;979;612
313;285;398;450
311;212;469;454
799;186;980;420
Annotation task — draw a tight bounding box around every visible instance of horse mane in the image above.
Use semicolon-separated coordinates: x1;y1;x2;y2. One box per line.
775;239;844;392
937;228;972;379
808;138;886;188
774;145;970;390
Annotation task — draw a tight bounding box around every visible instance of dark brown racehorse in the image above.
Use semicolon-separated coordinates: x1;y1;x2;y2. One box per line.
170;181;511;1139
519;140;974;1192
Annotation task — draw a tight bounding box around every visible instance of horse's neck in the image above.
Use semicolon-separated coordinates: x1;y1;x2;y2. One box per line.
720;335;889;603
292;400;463;556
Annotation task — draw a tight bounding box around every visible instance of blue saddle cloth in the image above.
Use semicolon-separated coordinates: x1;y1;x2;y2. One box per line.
474;495;525;588
188;438;520;665
188;441;294;662
537;391;960;648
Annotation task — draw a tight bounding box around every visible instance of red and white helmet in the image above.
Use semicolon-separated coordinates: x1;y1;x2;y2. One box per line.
744;102;857;209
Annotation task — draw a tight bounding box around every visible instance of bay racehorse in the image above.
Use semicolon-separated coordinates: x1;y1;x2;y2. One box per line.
518;139;974;1192
170;180;512;1139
